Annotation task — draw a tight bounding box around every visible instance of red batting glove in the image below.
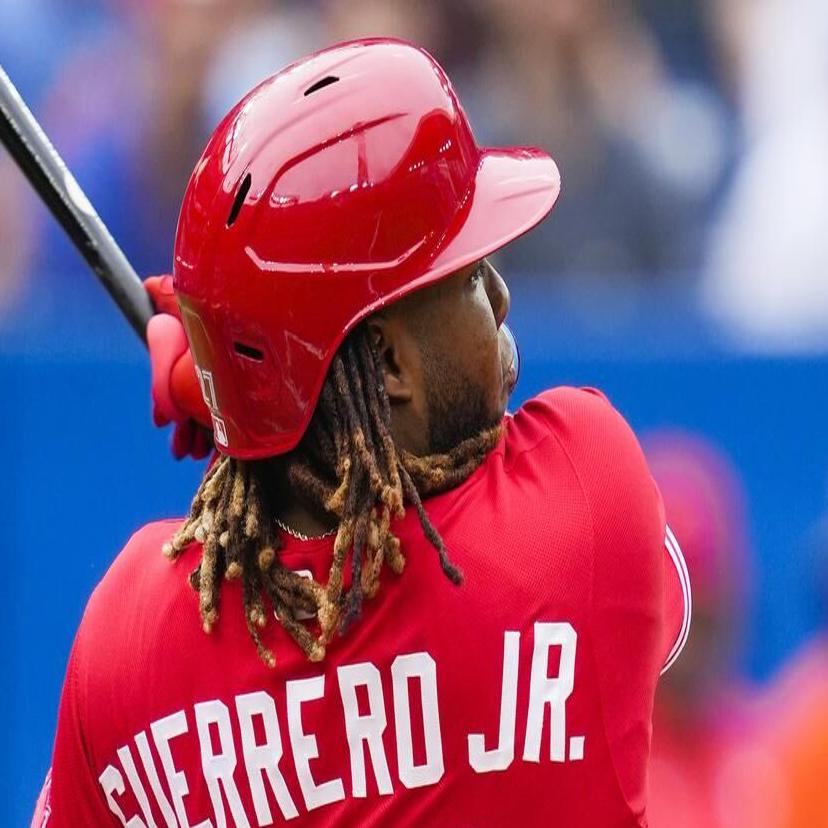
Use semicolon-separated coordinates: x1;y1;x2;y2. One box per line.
145;276;213;460
144;274;180;317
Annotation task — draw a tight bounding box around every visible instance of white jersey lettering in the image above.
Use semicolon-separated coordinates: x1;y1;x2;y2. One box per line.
194;700;250;828
338;662;394;797
96;631;584;823
116;744;157;828
286;676;346;811
99;763;147;828
468;630;520;773
236;690;299;823
152;710;212;828
523;621;578;762
135;730;177;827
392;653;444;789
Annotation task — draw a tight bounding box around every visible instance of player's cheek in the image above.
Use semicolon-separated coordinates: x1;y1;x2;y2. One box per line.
490;343;508;409
477;328;500;388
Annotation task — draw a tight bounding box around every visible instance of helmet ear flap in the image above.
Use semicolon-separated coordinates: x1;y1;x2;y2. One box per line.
182;299;290;455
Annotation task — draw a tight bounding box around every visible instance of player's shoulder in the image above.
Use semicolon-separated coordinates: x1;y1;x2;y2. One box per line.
508;385;657;518
107;517;185;576
519;384;613;421
509;385;635;458
65;518;191;687
82;518;187;626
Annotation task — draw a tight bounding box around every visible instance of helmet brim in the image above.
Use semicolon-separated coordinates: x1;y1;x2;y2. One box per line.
428;147;561;278
363;146;561;314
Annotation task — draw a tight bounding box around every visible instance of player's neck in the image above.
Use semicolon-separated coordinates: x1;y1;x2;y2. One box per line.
277;498;337;538
263;458;337;538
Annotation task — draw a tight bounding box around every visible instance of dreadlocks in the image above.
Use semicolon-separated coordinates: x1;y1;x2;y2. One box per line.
163;323;501;667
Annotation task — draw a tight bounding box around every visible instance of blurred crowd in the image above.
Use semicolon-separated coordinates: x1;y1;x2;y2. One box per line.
1;0;827;348
2;3;828;825
644;431;828;828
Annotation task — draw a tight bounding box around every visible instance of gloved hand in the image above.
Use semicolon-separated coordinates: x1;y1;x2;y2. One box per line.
145;275;213;460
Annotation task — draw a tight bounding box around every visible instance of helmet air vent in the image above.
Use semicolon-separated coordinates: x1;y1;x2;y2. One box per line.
226;173;252;227
233;341;264;362
304;75;339;96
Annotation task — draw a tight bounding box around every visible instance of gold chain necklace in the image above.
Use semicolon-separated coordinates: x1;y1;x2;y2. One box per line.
274;517;337;542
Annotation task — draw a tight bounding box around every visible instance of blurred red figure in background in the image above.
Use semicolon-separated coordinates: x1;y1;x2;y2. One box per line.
644;431;787;828
762;518;828;827
766;641;828;827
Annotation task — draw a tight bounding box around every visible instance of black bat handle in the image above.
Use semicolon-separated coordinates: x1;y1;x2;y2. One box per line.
0;65;154;344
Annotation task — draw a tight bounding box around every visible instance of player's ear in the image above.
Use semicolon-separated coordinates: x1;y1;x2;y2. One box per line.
365;315;416;404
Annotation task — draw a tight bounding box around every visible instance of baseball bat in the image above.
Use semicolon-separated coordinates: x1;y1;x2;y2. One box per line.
0;64;153;343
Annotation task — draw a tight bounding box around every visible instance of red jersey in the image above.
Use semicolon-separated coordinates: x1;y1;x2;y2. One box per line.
41;387;689;827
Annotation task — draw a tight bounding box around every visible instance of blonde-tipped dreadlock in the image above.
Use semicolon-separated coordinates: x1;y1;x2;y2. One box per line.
164;324;501;667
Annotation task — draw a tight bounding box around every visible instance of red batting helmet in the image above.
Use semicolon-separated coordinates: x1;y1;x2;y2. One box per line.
173;38;560;459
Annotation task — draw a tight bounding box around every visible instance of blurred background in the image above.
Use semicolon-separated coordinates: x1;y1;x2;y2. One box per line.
2;0;828;825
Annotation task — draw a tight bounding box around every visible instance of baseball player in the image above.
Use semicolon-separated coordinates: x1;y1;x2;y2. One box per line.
35;39;690;827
